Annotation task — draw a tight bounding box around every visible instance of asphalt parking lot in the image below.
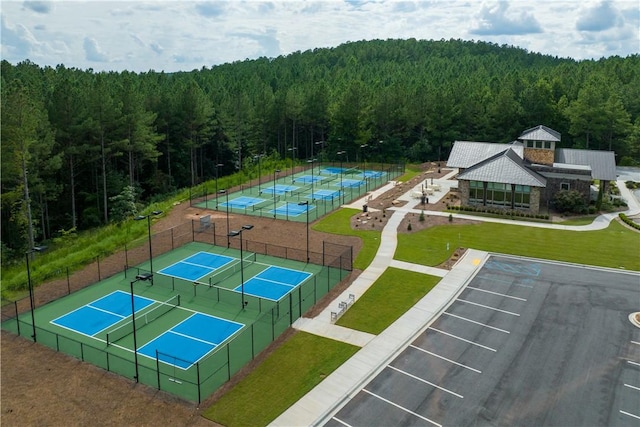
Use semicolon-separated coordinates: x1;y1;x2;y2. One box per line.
324;255;640;426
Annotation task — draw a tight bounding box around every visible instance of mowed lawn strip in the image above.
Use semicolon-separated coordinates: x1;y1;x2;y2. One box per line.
202;331;359;427
337;268;441;335
313;208;381;270
396;220;640;271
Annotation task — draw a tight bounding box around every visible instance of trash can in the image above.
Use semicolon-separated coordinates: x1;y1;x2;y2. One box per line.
363;204;368;213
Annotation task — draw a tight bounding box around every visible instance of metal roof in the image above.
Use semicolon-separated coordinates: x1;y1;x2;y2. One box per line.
555;149;617;181
446;141;523;169
457;148;547;187
518;125;561;142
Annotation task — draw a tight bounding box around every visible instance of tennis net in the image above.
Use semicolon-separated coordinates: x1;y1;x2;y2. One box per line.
106;294;181;346
207;252;256;286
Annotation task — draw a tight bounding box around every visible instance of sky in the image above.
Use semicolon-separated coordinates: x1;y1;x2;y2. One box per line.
1;0;639;73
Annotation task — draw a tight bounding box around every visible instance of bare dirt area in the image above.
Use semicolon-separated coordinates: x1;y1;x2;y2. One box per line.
2;165;466;426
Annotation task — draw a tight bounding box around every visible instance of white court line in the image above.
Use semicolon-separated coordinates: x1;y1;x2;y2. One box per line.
409;345;482;373
624;384;640;391
620;410;640;420
86;304;127;318
387;365;463;398
631;341;640;346
362;389;442;427
627;360;640;367
514;283;533;288
466;286;527;301
457;299;521;316
331;417;352;427
428;327;497;352
442;312;510;334
168;330;217;347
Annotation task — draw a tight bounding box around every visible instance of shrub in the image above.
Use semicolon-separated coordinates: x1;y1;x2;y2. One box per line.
407;222;412;231
419;211;425;222
620;213;640;230
552;189;587;214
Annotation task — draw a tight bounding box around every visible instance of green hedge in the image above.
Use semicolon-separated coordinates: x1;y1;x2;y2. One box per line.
620;213;640;230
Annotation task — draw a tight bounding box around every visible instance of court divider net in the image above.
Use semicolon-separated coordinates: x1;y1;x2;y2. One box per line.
106;294;181;346
206;252;256;287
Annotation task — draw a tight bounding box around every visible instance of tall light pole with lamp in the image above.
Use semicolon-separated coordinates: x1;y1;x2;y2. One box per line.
254;154;264;192
218;189;230;247
215;163;224;209
297;201;310;262
130;272;153;383
134;211;162;278
25;245;47;342
273;169;280;217
307;158;317;200
288;147;297;182
337;151;346;204
227;224;253;309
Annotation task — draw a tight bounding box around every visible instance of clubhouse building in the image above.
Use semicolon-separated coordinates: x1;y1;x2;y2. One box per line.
446;125;617;214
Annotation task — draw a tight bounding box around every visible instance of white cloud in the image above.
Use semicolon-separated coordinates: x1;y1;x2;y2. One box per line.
470;1;542;36
576;1;622;31
83;37;109;62
22;0;53;14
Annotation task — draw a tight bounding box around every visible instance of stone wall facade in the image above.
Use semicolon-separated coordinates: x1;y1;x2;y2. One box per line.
523;148;554;165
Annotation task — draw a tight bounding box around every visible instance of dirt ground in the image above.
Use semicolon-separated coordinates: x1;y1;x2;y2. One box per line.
1;163;467;426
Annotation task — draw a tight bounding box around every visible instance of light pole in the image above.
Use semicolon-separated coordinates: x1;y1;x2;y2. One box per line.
298;201;310;262
218;189;230;247
360;144;369;193
25;246;46;342
228;224;253;309
288;147;297;182
273;169;280;217
215;163;224;209
307;158;317;199
130;273;153;383
134;211;162;277
254;154;264;192
337;151;346;204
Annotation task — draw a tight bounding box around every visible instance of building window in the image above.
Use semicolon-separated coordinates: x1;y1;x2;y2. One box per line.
560;182;570;190
469;180;484;203
486;182;509;206
514;185;531;208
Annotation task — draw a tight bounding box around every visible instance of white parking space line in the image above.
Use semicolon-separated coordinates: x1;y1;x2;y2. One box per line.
466;286;527;301
362;389;442;427
388;365;464;398
332;416;352;427
514;283;533;288
631;341;640;346
409;345;482;373
429;327;497;352
624;384;640;392
442;312;510;334
627;360;640;367
620;410;640;420
457;299;521;316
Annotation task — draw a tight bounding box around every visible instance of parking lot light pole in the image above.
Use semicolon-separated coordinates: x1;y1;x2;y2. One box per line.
130;273;153;383
298;201;310;262
25;246;47;342
228;224;253;309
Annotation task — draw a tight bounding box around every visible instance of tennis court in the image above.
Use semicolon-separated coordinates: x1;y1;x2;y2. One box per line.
218;196;266;209
338;178;365;188
51;290;154;337
293;175;324;184
271;202;314;217
158;251;235;281
237;266;313;301
261;184;299;195
139;312;244;369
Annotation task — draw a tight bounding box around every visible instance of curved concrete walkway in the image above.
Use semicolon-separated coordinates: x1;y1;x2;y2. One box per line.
271;171;639;427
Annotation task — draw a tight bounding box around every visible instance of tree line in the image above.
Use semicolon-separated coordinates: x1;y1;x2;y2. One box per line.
2;38;639;260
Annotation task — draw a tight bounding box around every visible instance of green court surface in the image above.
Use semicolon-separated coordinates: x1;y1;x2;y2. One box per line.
193;164;404;222
2;241;346;403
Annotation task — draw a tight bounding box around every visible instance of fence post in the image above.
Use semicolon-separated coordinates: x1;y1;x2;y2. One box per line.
197;363;201;404
14;301;20;336
156;350;161;390
96;256;101;281
66;267;71;294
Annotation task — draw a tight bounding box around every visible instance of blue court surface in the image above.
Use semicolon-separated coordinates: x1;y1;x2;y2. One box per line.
138;312;244;369
362;170;384;178
338;179;365;188
261;184;299;195
235;266;313;301
321;167;344;175
270;203;311;217
220;196;265;209
293;175;324;184
309;189;340;200
51;290;154;336
158;252;234;281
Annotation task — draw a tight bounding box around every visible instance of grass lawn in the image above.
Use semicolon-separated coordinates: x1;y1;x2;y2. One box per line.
337;268;441;335
202;331;359;427
313;208;381;270
396;220;640;271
